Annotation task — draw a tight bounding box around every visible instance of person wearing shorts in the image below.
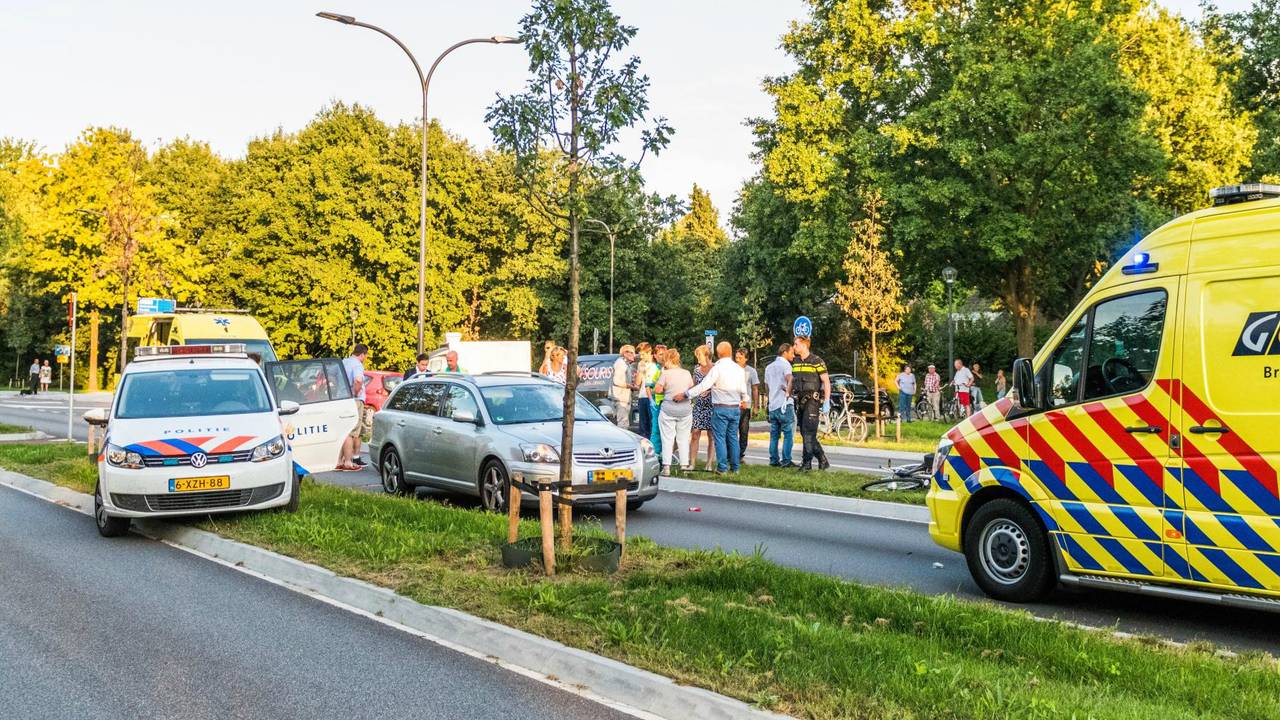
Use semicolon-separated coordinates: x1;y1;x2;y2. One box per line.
953;358;974;415
339;344;369;471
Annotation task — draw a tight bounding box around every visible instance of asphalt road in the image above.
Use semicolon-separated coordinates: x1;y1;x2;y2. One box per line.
0;482;629;720
4;392;1276;654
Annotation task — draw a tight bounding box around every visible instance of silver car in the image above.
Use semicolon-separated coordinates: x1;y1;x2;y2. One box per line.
370;373;660;512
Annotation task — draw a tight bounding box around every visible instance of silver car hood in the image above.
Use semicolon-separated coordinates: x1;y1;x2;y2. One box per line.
501;421;637;451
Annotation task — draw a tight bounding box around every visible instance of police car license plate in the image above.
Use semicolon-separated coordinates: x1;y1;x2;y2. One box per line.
169;476;230;493
587;468;633;484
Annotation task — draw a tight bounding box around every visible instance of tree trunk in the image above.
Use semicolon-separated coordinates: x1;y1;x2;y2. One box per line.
1004;259;1039;359
871;329;879;430
88;311;100;393
559;46;582;488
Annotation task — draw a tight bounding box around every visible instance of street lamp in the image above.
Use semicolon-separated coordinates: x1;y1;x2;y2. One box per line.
942;266;957;381
583;219;616;353
317;12;518;354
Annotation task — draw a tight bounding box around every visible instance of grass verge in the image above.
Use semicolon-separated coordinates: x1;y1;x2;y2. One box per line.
750;419;952;455
679;463;927;506
4;443;1278;719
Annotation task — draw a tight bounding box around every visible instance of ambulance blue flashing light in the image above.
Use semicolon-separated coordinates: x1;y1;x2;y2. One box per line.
1121;252;1159;276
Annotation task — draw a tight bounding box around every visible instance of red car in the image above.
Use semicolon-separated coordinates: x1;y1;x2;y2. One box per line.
361;370;403;432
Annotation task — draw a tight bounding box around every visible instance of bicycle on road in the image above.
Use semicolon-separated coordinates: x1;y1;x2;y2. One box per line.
818;390;868;443
861;454;935;493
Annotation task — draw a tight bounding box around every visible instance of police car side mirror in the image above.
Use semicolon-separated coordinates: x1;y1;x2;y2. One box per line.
278;400;301;416
1012;358;1038;411
83;408;109;427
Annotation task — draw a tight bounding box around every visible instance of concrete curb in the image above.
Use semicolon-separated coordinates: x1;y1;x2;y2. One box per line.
0;430;52;442
0;470;792;720
661;476;930;525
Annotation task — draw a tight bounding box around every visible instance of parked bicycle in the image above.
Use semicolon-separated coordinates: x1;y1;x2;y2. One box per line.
818;390;869;443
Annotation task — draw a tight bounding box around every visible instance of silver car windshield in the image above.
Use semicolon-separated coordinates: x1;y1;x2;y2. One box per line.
116;369;272;419
479;383;605;425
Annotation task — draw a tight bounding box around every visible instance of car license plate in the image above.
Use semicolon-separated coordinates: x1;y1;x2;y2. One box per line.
169;476;230;493
587;468;633;484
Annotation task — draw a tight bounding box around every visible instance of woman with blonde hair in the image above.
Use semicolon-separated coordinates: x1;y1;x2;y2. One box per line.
654;348;694;472
635;342;654;437
544;346;568;383
689;344;716;471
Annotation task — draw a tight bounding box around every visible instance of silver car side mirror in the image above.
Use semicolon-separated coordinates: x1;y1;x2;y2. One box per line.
453;409;479;424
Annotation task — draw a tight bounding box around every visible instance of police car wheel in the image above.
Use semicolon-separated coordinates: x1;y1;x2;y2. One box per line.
380;449;411;496
964;498;1055;603
479;460;509;513
94;481;130;538
283;471;301;513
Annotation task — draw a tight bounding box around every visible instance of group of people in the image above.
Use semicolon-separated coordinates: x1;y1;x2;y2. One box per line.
25;358;51;394
894;358;1007;421
601;336;833;474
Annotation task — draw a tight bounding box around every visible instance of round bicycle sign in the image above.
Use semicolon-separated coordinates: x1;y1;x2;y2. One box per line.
793;315;813;338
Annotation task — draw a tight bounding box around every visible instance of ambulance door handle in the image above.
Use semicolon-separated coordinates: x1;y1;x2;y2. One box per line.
1189;425;1230;435
1124;425;1162;434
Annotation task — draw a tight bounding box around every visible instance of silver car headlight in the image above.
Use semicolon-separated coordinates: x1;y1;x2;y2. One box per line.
250;435;286;462
521;443;561;464
105;444;145;469
639;438;657;461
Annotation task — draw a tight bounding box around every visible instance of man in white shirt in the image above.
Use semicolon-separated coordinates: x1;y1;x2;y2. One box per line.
339;344;368;470
953;358;974;415
673;341;748;473
609;344;636;429
764;343;795;467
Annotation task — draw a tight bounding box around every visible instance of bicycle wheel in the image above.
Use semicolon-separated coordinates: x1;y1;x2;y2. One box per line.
861;476;927;492
915;399;934;422
844;414;868;443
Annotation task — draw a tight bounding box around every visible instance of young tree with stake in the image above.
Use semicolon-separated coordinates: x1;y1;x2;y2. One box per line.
488;0;671;486
835;191;904;425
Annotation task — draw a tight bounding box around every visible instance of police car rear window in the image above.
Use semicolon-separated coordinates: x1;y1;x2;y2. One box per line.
116;369;272;419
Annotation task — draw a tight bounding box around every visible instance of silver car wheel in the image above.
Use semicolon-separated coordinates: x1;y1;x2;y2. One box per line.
978;519;1031;585
381;452;401;495
481;465;504;512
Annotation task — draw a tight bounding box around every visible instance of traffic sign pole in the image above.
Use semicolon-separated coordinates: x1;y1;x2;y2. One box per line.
68;293;76;442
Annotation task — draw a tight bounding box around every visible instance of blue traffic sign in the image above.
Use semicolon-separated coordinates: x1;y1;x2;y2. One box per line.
793;315;813;338
136;297;176;314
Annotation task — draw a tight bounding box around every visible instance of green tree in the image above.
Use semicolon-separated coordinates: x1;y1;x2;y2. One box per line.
488;0;671;484
1205;0;1280;181
1117;5;1255;215
834;191;903;420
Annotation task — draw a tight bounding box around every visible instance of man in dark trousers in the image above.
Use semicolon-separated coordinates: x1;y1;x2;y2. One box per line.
27;358;40;395
790;336;831;471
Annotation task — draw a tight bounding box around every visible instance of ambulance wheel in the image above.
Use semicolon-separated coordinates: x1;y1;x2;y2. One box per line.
964;498;1055;603
283;470;301;513
94;481;130;538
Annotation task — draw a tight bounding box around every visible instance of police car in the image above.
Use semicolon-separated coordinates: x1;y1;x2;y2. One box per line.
85;345;356;537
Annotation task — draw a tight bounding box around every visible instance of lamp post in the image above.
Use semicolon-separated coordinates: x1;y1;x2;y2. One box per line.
317;12;518;354
942;266;957;381
583;219;616;353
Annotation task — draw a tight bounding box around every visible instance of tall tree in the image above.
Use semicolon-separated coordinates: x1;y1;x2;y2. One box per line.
834;191;903;421
1204;0;1280;181
488;0;671;484
1117;5;1255;215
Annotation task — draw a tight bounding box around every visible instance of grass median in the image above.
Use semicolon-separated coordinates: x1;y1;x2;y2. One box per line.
4;442;1278;720
679;463;927;506
750;419;953;455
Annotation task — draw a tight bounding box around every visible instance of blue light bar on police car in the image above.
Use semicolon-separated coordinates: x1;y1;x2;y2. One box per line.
134;344;247;358
1209;183;1280;206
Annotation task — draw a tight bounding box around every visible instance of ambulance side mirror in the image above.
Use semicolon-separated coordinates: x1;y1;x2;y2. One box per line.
83;408;109;427
1012;358;1038;411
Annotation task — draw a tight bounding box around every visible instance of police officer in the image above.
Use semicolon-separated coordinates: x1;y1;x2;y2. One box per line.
790;335;831;471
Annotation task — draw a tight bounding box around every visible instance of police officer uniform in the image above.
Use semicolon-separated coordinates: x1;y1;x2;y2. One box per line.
791;347;830;470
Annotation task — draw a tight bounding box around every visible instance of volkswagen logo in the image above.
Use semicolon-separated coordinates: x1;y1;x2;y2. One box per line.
190;452;209;468
599;447;615;459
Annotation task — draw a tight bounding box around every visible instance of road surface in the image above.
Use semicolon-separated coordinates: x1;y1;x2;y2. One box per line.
3;392;1275;654
0;482;629;720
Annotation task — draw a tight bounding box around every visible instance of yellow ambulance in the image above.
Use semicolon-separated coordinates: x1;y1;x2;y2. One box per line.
127;309;278;363
928;183;1280;611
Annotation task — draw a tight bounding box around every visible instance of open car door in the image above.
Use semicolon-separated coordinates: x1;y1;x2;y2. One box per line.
265;359;359;475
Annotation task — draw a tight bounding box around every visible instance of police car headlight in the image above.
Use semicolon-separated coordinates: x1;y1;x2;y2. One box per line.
639;438;657;461
251;435;286;462
106;444;145;469
521;443;560;464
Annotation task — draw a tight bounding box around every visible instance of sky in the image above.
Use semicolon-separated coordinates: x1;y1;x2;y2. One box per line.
0;0;1256;221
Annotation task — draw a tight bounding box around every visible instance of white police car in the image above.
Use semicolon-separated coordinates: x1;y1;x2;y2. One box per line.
85;345;357;537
